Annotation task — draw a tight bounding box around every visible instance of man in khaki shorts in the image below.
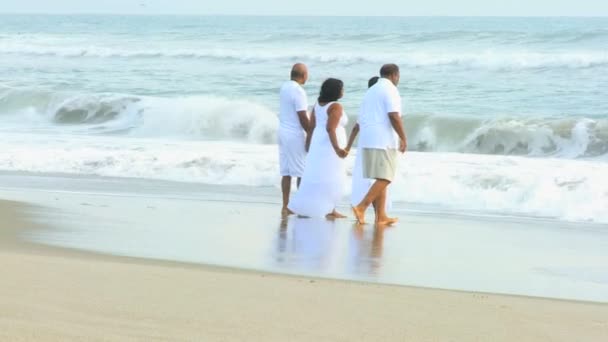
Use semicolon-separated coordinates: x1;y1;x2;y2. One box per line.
352;64;407;225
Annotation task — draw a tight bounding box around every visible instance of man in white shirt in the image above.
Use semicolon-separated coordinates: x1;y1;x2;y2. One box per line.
279;63;310;216
352;64;407;225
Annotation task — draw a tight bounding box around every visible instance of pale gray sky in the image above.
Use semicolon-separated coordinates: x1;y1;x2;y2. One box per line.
1;0;607;16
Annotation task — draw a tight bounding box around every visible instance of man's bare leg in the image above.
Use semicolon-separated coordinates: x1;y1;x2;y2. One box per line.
372;199;379;220
375;187;398;226
352;179;390;224
281;176;294;216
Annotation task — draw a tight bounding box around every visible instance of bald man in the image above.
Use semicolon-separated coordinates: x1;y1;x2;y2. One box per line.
279;63;311;216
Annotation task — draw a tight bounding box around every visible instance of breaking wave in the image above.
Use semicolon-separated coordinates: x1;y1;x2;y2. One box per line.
1;87;607;159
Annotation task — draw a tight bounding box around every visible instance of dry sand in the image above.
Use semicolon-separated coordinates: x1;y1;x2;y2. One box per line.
1;200;607;341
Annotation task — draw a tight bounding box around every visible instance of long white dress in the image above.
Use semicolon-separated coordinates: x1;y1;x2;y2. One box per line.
288;102;348;217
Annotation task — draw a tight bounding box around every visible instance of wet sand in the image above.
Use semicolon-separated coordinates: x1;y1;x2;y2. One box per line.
1;178;608;341
2;173;607;302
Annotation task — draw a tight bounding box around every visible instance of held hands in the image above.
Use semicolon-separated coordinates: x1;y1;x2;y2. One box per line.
335;147;349;159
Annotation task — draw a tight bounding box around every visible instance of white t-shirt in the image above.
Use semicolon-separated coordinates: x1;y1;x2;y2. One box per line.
279;80;308;133
358;78;403;150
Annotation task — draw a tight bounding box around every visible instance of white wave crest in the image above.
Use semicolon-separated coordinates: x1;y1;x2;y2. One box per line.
0;89;278;144
407;115;608;158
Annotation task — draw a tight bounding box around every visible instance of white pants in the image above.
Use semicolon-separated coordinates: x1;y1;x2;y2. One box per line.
278;129;306;178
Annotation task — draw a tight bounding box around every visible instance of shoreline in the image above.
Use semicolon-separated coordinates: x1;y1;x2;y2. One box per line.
1;193;608;340
1;199;602;306
1;173;608;302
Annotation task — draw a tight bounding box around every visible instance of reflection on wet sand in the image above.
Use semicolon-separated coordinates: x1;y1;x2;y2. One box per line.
275;217;339;273
350;224;389;276
276;217;289;262
9;175;604;302
275;217;389;279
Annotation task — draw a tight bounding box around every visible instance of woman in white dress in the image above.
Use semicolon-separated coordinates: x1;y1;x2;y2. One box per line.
288;78;349;219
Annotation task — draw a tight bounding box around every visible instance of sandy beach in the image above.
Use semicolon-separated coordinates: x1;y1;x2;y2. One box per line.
1;176;607;341
2;11;607;342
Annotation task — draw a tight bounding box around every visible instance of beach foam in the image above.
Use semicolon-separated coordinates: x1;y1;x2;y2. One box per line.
1;133;607;224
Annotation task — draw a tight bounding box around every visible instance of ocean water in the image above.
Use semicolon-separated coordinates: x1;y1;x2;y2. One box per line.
1;15;607;222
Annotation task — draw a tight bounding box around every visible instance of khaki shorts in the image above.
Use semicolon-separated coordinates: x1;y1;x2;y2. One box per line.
362;148;398;181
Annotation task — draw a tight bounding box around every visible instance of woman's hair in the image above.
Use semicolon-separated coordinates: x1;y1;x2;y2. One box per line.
317;78;344;103
368;76;379;88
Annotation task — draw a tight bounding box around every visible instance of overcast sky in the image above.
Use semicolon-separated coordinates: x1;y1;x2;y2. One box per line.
1;0;607;16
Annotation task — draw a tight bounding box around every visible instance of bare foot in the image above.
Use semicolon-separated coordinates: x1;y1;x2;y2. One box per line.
327;210;347;219
351;206;366;224
376;217;398;226
281;207;294;217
